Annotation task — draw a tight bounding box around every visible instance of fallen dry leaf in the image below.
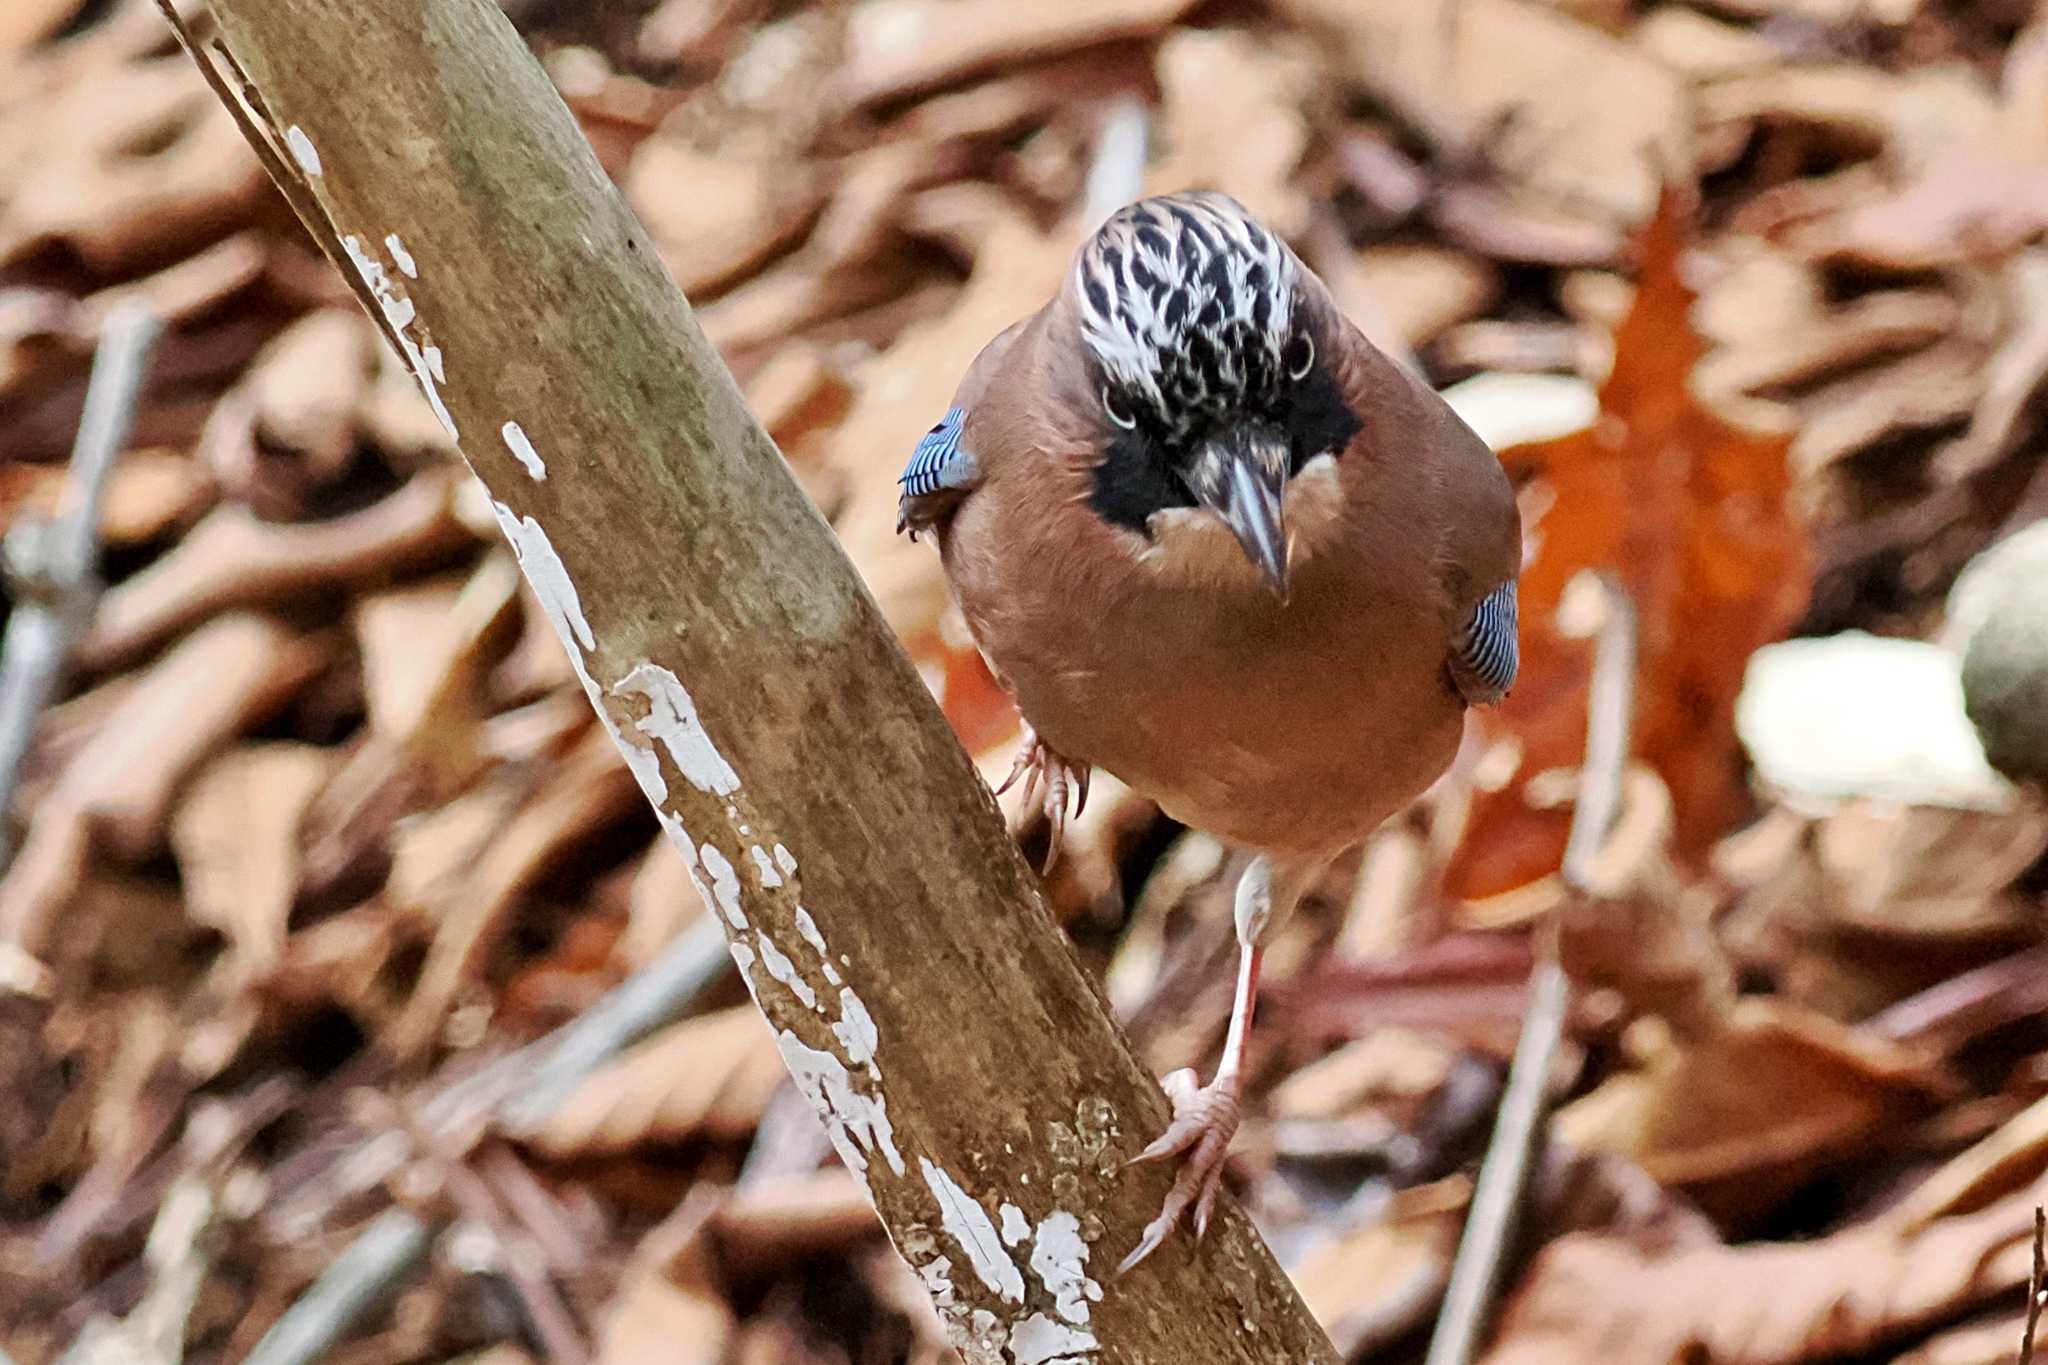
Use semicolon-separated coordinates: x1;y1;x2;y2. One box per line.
0;613;329;950
1894;1313;2034;1365
836;0;1197;110
1483;1164;2048;1365
0;0;84;52
1809;800;2048;938
1351;246;1499;351
198;307;373;513
1291;1180;1465;1358
386;722;645;1059
79;466;478;669
619;831;711;973
17;2;2048;1360
1143;29;1314;237
1448;188;1812;897
170;743;334;974
1894;1091;2048;1232
1270;1026;1458;1131
830;208;1079;748
77;232;270;334
522;1006;785;1156
626;136;823;301
1283;0;1688;227
0;56;263;272
707;1170;880;1272
1802;31;2043;270
1555;999;1946;1225
0;447;215;547
315;551;519;837
593;1192;734;1365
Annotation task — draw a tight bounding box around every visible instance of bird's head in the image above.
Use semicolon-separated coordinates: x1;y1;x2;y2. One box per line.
1066;191;1361;597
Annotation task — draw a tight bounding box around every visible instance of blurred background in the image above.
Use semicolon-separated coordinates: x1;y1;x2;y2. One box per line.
6;0;2048;1360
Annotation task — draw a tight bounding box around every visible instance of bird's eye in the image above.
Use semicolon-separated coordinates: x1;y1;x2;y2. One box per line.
1284;333;1315;380
1102;387;1137;430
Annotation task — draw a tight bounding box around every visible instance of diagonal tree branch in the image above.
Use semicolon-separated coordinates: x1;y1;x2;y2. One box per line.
160;2;1339;1360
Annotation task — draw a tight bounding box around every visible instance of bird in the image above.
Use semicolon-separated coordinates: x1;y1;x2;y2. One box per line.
896;191;1522;1274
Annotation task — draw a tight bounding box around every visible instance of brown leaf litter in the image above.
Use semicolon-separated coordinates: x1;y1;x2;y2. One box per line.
8;0;2048;1360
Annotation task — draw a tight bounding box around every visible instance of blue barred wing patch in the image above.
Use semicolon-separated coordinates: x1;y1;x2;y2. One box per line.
1451;579;1518;705
899;407;976;498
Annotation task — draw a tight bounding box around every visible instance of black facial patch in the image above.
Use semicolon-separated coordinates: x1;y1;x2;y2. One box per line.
1088;425;1195;533
1088;349;1362;536
1277;354;1362;473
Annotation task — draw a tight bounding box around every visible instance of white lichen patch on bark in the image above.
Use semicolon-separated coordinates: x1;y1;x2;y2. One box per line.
1000;1203;1031;1246
689;840;896;1183
341;233;456;440
831;987;878;1064
1010;1314;1098;1365
921;1159;1025;1304
755;928;819;1011
728;938;759;987
1026;1212;1101;1328
793;907;842;984
500;419;545;479
698;843;747;930
285;124;321;176
489;502;593;662
936;1200;1103;1362
486;512;699;880
613;662;742;796
383;232;418;278
776;1030;905;1176
479;513;963;1351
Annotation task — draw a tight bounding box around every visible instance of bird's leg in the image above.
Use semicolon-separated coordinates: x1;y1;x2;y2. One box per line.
996;720;1089;874
1117;937;1261;1276
1118;851;1329;1275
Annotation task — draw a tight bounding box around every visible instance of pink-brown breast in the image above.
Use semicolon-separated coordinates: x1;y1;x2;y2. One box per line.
940;439;1470;858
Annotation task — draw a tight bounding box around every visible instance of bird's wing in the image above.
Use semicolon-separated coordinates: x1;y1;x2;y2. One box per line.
895;406;979;536
899;407;976;499
1447;577;1518;706
896;313;1036;537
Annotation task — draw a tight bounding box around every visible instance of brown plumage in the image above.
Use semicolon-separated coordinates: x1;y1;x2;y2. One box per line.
898;191;1521;1272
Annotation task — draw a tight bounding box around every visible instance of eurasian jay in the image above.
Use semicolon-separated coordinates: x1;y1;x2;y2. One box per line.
897;191;1522;1273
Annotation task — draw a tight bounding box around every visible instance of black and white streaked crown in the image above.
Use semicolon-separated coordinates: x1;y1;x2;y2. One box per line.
1073;191;1300;440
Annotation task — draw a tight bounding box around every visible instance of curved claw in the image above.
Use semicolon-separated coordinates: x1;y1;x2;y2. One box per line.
1115;1068;1243;1277
998;723;1088;875
996;745;1032;796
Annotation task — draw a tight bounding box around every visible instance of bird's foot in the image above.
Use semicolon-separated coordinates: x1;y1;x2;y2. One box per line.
995;722;1089;874
1116;1065;1243;1276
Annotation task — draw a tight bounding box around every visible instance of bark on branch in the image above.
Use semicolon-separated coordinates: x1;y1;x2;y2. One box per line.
162;3;1339;1359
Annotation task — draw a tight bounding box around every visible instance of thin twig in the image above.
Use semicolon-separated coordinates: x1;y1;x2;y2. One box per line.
442;1159;590;1364
497;914;734;1130
0;304;160;873
1425;573;1638;1365
246;916;732;1363
2021;1206;2045;1365
243;1209;434;1365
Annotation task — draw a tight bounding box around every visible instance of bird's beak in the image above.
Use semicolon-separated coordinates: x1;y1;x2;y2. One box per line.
1191;430;1291;597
